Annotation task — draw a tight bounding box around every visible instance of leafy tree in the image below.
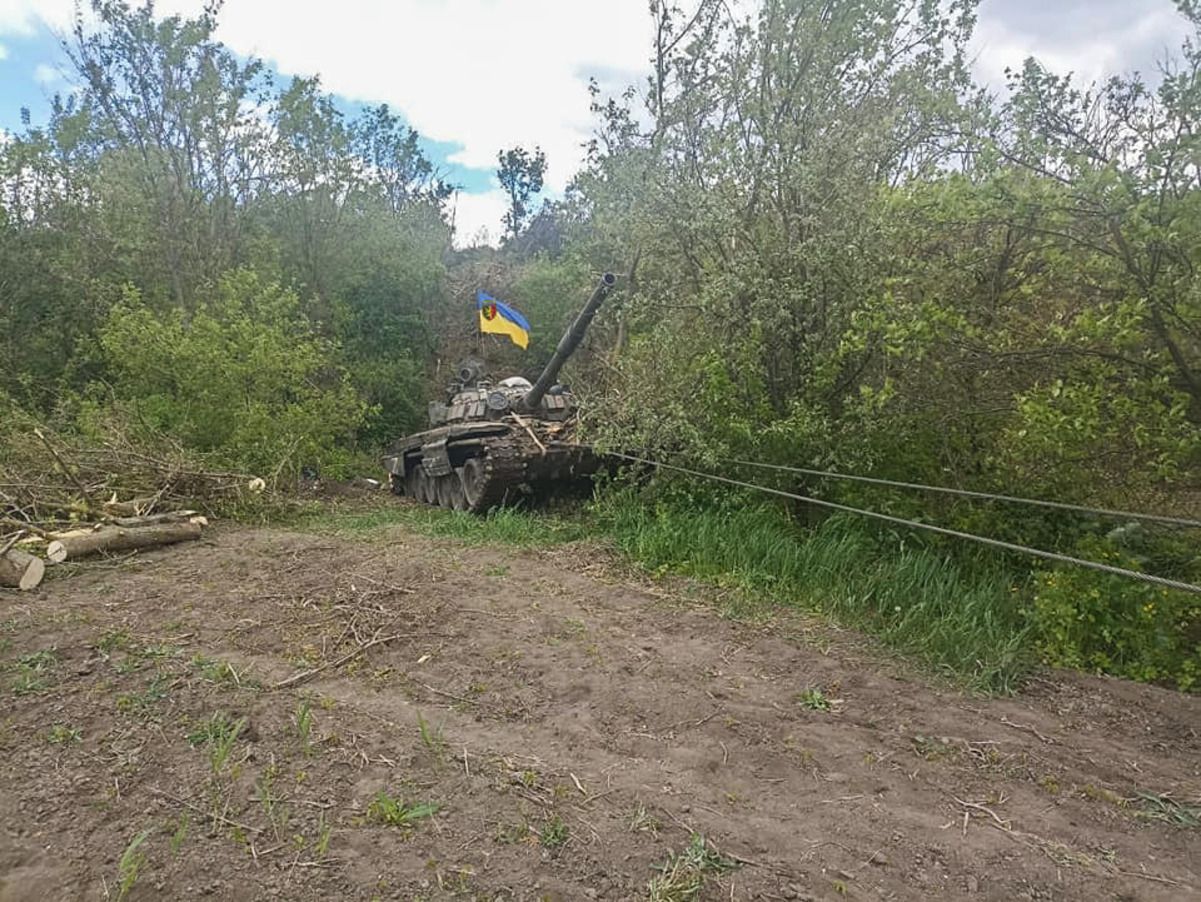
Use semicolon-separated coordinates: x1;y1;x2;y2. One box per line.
497;145;547;241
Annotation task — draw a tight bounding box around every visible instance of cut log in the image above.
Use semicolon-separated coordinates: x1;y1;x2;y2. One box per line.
46;521;202;562
103;495;158;517
108;511;199;528
0;548;46;591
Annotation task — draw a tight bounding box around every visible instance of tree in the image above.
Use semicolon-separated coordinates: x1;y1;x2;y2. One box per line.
497;145;547;241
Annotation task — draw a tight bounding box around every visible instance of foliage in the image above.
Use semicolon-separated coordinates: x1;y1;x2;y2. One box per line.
99;269;366;478
3;0;1201;693
1030;537;1201;690
497;145;547;241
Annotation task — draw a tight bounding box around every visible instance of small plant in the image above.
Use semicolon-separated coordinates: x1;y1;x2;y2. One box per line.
314;811;333;859
797;687;831;711
416;712;447;760
539;815;569;849
115;828;152;901
366;791;439;831
647;834;738;902
47;724;82;744
294;699;314;755
169;814;189;856
187;712;245;774
256;768;287;838
116;676;171;719
630;803;661;835
1137;793;1201;829
10;649;57;695
190;655;252;686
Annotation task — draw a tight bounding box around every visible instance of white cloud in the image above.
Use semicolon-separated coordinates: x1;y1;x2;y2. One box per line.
449;188;509;248
973;0;1191;88
0;42;8;60
3;0;1195;241
33;62;60;85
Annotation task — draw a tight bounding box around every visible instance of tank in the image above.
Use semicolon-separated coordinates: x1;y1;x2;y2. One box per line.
382;273;617;512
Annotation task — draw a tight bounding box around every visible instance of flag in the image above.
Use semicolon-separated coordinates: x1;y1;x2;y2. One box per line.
477;290;530;349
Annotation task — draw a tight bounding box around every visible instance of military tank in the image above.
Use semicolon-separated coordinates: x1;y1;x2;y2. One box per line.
383;273;617;512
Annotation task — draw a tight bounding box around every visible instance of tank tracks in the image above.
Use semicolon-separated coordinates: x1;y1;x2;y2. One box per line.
392;435;528;514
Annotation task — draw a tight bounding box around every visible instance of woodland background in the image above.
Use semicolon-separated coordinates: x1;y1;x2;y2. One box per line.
3;0;1200;690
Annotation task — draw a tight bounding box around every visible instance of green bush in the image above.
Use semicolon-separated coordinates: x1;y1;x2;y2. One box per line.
98;268;366;478
1031;537;1201;691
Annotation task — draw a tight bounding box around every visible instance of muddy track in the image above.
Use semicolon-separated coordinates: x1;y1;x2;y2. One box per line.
1;517;1198;901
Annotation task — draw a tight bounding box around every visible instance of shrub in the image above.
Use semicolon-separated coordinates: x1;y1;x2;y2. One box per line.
99;269;366;478
1030;537;1201;691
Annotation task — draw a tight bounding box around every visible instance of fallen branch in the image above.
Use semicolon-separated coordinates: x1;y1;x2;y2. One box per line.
272;633;418;690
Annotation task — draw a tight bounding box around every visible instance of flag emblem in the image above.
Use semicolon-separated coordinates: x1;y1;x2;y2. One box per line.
476;291;530;349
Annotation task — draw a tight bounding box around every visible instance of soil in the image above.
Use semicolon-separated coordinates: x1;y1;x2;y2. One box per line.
1;509;1199;901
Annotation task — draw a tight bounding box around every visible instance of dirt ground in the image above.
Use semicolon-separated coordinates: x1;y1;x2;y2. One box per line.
1;507;1199;901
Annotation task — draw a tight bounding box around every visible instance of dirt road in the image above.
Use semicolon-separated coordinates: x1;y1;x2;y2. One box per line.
1;513;1198;900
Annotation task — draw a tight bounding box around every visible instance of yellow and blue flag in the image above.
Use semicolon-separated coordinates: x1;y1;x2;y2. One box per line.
477;290;530;349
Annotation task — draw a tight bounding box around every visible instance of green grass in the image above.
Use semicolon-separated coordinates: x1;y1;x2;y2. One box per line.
309;503;588;547
365;792;440;830
593;491;1033;694
647;834;738;901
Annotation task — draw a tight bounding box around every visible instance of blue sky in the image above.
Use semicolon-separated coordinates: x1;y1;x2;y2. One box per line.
1;0;1193;243
0;23;496;196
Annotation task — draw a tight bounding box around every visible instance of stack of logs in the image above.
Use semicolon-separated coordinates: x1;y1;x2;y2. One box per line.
0;502;208;592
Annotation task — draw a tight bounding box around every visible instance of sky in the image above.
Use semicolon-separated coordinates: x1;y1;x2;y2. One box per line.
0;0;1193;244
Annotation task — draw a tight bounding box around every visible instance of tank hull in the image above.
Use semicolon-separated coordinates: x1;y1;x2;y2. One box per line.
382;422;604;513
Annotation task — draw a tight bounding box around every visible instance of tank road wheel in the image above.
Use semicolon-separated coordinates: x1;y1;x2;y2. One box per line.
436;474;462;509
420;470;439;505
403;467;422;499
459;458;488;511
449;469;469;511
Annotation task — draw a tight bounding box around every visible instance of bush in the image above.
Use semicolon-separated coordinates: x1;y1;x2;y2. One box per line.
99;269;367;479
1030;536;1201;691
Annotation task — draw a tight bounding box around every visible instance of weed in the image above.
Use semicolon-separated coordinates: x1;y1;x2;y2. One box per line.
539;815;569;848
416;712;447;760
47;724;82;744
187;712;245;774
647;834;738;901
797;687;831;711
1136;793;1201;828
314;812;333;858
294;699;314;755
169;814;189;856
256;767;287;837
10;649;57;695
115;828;152;901
366;791;440;830
630;804;662;835
116;676;171;719
190;655;254;687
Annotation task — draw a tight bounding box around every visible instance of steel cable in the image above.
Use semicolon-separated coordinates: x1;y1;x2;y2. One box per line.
609;452;1201;596
696;458;1201;530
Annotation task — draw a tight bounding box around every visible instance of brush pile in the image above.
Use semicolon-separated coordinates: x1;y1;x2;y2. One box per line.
0;413;261;591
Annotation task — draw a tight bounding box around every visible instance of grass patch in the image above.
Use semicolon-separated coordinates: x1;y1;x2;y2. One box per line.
647;834;738;901
594;491;1033;694
307;502;589;547
1137;793;1201;828
365;791;440;830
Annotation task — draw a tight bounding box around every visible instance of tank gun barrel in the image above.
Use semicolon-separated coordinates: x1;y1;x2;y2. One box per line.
522;272;616;411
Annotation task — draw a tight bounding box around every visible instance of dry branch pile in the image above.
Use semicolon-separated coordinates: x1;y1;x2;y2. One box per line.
1;416;260;591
